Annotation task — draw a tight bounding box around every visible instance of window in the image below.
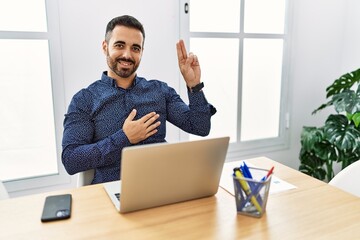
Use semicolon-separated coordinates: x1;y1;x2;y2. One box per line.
0;0;68;192
180;0;291;158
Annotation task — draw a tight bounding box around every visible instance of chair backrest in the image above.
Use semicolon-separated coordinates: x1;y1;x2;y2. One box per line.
77;169;95;187
0;180;9;200
328;160;360;197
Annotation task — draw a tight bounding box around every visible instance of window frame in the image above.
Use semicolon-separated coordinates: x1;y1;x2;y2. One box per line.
179;0;292;160
1;0;70;193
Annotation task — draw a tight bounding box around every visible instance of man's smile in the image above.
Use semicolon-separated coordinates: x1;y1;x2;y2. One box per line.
117;58;135;67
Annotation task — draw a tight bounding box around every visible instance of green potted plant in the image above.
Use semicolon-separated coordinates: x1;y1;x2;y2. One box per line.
299;68;360;182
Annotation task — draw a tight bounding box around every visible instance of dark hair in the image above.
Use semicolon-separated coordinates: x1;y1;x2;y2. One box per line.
105;15;145;45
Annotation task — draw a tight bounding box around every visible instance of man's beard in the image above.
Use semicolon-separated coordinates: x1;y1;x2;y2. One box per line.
106;53;140;79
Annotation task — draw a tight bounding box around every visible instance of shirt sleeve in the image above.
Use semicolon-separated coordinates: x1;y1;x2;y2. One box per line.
165;85;216;136
61;90;131;175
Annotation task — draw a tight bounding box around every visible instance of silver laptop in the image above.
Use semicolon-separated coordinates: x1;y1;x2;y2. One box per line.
103;136;230;213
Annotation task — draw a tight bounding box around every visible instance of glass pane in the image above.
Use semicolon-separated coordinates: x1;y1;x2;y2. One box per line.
0;39;57;181
190;0;240;33
189;38;239;142
0;0;47;32
241;38;283;141
244;0;286;34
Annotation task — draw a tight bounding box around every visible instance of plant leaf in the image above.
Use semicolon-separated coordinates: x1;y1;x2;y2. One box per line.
299;149;326;180
338;149;360;167
331;85;360;114
352;112;360;127
313;140;337;161
313;69;360;114
326;68;360;98
300;127;324;151
324;114;360;151
332;89;360;113
312;102;333;115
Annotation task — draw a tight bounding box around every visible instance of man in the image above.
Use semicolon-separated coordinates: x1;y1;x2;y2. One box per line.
62;15;216;184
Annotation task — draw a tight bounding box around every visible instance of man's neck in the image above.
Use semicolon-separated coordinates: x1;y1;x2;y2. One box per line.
108;72;136;89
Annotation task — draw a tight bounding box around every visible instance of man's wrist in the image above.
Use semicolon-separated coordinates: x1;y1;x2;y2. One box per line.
187;82;204;93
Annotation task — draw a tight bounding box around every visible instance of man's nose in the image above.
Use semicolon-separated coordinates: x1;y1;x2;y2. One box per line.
122;47;131;59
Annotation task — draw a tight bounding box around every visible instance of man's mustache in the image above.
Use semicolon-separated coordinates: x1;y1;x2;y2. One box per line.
116;57;135;64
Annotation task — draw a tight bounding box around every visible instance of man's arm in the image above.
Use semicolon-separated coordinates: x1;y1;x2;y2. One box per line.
170;40;216;136
61;108;130;175
62;93;160;175
165;85;216;137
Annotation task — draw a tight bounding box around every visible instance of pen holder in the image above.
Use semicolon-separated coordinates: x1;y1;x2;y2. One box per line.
233;167;272;218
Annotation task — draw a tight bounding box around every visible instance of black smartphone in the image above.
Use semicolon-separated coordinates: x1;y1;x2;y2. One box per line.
41;194;72;222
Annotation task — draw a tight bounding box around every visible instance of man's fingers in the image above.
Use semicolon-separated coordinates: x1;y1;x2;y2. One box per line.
176;42;183;62
186;53;195;66
147;119;161;131
146;129;158;138
126;109;137;122
180;40;187;59
140;112;158;123
193;54;199;66
176;39;188;62
140;111;156;122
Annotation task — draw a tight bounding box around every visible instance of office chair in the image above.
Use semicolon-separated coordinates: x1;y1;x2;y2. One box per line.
77;169;95;187
328;160;360;197
0;180;9;200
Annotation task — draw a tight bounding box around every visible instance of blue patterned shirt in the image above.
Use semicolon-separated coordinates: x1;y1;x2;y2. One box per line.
62;72;216;184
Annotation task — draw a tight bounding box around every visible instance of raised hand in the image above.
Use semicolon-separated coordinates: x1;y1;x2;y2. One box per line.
176;39;201;88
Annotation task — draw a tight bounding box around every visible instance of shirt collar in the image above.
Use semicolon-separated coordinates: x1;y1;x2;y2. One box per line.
101;71;139;89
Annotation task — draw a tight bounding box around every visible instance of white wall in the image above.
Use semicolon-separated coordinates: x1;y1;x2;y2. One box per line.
15;0;359;195
341;0;360;71
263;0;360;169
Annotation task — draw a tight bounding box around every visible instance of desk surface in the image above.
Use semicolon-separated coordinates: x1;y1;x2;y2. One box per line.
1;157;360;240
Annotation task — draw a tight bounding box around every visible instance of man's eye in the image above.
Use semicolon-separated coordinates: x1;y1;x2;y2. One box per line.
132;47;141;52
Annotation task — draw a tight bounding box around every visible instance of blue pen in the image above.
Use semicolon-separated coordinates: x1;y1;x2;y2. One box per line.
241;162;256;191
242;162;253;179
242;166;274;208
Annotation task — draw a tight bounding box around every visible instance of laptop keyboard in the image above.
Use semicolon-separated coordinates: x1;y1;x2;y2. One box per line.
115;193;120;201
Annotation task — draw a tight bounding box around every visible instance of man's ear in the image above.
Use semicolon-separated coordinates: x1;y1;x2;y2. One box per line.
102;40;108;55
